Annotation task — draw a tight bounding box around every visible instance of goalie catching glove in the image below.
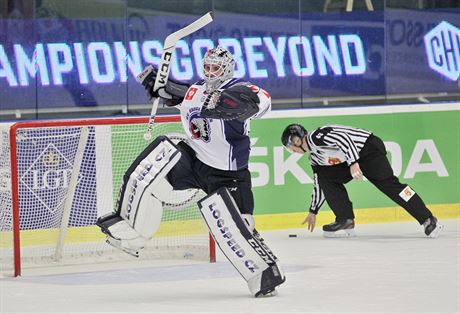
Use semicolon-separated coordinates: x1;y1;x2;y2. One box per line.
136;65;190;106
200;84;260;121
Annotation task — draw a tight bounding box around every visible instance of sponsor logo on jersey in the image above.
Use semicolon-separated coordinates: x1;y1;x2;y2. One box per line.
185;87;198;100
328;157;342;165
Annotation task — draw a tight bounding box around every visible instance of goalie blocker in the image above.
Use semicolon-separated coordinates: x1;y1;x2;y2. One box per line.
198;187;286;297
97;136;180;257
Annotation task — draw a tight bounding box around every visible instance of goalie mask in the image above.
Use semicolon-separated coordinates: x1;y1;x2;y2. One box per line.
281;124;308;152
202;46;235;92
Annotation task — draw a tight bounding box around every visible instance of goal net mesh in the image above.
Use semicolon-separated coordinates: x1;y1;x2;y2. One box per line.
0;118;210;276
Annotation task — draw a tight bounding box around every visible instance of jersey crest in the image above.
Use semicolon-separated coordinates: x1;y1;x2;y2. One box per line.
187;107;211;142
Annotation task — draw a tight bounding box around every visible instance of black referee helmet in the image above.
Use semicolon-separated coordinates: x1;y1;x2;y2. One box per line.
281;124;308;148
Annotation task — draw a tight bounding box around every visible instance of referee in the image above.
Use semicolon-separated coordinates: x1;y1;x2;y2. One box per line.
281;124;442;238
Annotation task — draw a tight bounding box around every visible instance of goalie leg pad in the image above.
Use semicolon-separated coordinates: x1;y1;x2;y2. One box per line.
118;136;181;237
198;187;285;297
97;136;181;254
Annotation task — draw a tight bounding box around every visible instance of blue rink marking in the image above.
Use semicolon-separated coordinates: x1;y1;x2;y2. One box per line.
12;262;307;286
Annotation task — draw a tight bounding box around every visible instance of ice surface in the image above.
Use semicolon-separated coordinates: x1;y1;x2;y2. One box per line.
1;219;459;314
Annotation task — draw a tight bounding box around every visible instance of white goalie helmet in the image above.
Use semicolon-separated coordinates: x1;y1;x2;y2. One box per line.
202;46;235;92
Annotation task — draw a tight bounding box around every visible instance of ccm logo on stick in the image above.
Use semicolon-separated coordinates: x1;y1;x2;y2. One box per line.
157;51;172;85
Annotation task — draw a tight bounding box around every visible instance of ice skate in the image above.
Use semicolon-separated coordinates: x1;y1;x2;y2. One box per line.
423;216;443;238
322;219;356;238
105;237;141;258
255;288;279;298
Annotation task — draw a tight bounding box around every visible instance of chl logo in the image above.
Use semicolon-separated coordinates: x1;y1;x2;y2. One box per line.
20;143;82;213
424;21;460;81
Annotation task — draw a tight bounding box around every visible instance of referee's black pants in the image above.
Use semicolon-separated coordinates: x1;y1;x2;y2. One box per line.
314;135;433;224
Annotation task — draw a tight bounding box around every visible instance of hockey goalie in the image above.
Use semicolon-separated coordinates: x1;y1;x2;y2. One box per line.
97;46;285;297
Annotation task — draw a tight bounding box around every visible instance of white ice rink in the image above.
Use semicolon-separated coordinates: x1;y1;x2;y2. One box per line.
1;219;459;314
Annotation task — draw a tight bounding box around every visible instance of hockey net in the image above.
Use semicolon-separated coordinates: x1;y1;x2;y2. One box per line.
0;116;215;277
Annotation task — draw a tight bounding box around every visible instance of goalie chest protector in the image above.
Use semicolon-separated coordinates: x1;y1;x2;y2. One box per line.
178;79;270;171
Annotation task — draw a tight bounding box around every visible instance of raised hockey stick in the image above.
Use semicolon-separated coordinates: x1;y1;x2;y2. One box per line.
143;11;214;140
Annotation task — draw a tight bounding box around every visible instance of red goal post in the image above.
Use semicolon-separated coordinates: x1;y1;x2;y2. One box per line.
0;116;216;277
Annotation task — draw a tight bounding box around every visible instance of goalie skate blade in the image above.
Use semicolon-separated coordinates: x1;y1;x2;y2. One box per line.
255;289;279;298
428;224;443;238
105;238;140;258
323;229;356;238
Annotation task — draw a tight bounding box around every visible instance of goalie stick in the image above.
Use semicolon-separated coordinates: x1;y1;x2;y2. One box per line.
142;11;214;140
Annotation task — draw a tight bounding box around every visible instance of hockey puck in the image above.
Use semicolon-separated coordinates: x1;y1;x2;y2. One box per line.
288;234;297;238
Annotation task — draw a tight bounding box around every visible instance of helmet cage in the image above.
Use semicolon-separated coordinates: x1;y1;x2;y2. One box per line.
202;46;235;92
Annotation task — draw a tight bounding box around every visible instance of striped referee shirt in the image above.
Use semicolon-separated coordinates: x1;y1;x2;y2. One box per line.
306;125;372;214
